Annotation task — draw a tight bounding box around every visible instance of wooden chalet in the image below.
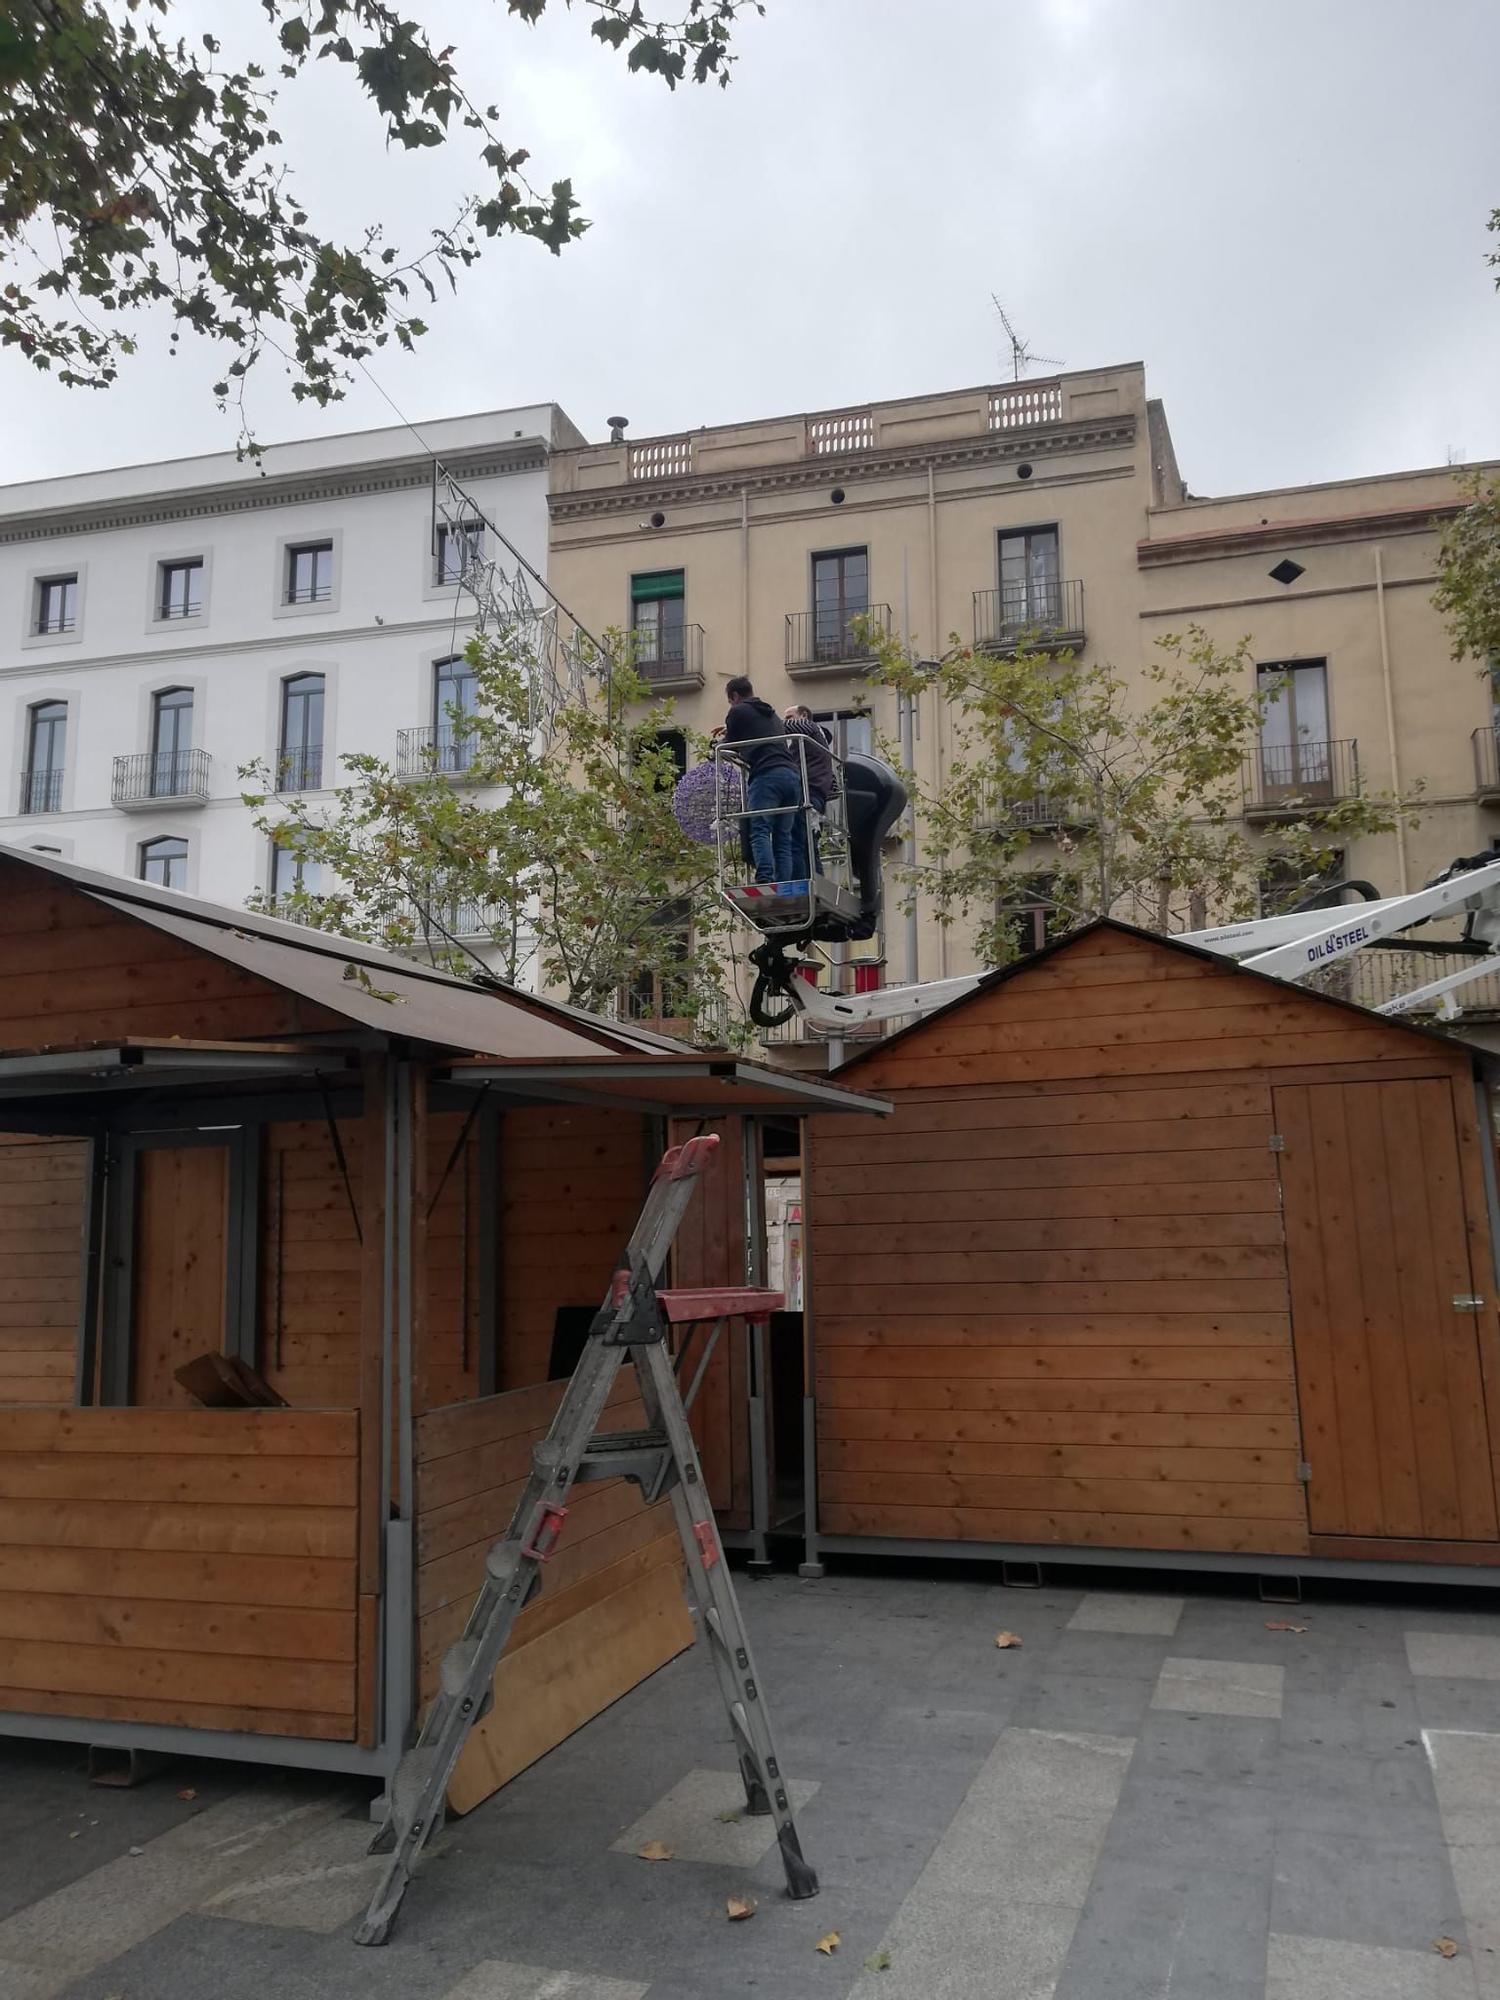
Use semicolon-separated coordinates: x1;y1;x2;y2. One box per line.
803;921;1500;1585
0;849;884;1803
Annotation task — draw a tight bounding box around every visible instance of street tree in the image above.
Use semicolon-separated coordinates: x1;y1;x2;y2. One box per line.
241;632;734;1029
863;624;1419;966
1;0;759;445
1435;470;1500;671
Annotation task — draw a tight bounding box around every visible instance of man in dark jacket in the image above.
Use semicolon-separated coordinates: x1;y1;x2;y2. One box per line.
782;705;835;810
723;676;802;882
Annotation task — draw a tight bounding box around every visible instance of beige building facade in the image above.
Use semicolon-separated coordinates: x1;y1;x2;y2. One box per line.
547;365;1496;1038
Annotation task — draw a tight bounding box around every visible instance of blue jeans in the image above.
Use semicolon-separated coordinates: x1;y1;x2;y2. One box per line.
747;765;801;882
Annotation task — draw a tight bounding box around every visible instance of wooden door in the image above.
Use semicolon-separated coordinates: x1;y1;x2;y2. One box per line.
131;1144;231;1406
1276;1078;1498;1541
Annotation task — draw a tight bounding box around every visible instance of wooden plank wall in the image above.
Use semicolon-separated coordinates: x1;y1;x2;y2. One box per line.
808;926;1477;1561
0;1408;360;1737
0;1138;88;1406
260;1119;366;1407
496;1106;649;1392
414;1380;690;1813
421;1110;483;1414
0;859;345;1049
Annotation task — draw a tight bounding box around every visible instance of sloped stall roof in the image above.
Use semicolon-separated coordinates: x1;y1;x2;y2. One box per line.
0;848;888;1116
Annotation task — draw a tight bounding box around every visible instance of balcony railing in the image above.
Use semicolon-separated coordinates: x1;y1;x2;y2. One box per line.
973;783;1086;835
1474;726;1500;800
112;748;211;809
1242;738;1359;817
633;622;705;691
974;579;1085;653
20;767;63;814
786;603;892;675
438;900;505;940
276;743;323;793
397;725;482;779
1307;944;1500;1020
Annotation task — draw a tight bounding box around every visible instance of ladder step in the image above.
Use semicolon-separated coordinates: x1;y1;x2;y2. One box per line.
439;1640;481;1699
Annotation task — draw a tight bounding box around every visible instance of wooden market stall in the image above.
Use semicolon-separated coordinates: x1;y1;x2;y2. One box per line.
802;920;1500;1585
0;848;885;1805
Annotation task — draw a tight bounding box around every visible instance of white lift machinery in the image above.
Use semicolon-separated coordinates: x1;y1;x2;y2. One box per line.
730;831;1500;1038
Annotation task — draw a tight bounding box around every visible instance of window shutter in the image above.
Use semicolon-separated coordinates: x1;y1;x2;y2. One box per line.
631;570;685;603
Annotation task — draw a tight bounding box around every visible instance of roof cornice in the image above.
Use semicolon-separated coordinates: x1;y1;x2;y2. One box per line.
1138;499;1461;567
0;441;549;547
549;415;1138;521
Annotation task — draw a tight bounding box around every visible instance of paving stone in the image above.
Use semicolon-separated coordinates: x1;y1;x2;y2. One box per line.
439;1962;649;2000
1426;1730;1500;1813
1152;1655;1284;1719
1068;1592;1184;1636
920;1792;1112;1907
197;1814;387;1934
843;1885;1080;2000
1416;1679;1500;1735
610;1768;818;1866
1013;1667;1157;1737
1410;1633;1500;1683
1271;1822;1464;1955
963;1726;1135;1819
1266;1931;1471;2000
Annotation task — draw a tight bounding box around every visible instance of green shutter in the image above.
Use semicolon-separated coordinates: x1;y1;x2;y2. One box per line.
630;569;685;603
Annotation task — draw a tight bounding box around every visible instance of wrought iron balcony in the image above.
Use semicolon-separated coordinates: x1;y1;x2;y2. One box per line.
973;579;1085;654
112;748;211;809
20;767;63;814
633;622;705;692
1474;726;1500;802
397;725;482;780
438;899;505;940
1242;739;1359;818
275;743;323;793
1307;943;1500;1020
786;603;892;676
973;783;1086;835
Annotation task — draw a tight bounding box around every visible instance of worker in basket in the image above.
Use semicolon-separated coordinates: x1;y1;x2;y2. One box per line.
721;675;807;882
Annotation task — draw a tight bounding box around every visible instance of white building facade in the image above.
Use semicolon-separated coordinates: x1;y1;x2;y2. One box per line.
0;404;584;909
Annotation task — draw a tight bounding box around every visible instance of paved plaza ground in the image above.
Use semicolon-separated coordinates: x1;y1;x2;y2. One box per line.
3;1561;1500;1999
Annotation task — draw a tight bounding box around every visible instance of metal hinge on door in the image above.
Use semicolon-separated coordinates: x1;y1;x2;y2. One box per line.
1453;1294;1486;1312
1296;1460;1312;1483
1269;1134;1285;1152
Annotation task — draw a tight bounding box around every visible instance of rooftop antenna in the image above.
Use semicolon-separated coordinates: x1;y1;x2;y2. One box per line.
991;296;1063;381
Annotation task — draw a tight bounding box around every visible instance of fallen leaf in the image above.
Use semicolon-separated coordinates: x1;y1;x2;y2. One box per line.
994;1631;1023;1649
177;1787;198;1801
815;1931;841;1955
127;1845;143;1857
864;1946;892;1971
1434;1937;1461;1959
726;1895;758;1921
1264;1621;1308;1634
716;1810;741;1824
636;1840;673;1862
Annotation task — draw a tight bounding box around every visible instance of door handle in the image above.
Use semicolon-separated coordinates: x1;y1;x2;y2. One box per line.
1453;1295;1486;1311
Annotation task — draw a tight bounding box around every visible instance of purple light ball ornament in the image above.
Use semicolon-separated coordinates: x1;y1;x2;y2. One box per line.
673;759;744;848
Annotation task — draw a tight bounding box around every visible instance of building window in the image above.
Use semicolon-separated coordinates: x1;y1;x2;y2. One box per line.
139;836;188;889
158;559;203;620
998;527;1061;627
999;876;1056;960
436;520;484;584
1260;850;1344;918
149;687;194;796
811;548;869;662
34;574;78;636
23;700;66;813
810;708;872;762
630;570;686;670
654;727;688;782
285;541;333;605
434;655;479;773
269;831;326;902
1256;659;1331;795
279;672;325;791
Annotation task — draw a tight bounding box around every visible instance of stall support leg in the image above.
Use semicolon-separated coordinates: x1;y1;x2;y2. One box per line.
798;1394;825;1580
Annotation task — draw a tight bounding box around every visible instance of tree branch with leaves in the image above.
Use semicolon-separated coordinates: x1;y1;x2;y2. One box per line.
863;624;1421;965
0;0;761;449
241;630;736;1031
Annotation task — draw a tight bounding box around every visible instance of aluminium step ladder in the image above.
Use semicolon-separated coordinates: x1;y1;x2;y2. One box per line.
355;1132;819;1946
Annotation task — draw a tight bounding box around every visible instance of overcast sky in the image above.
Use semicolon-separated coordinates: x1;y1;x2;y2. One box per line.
4;0;1498;497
